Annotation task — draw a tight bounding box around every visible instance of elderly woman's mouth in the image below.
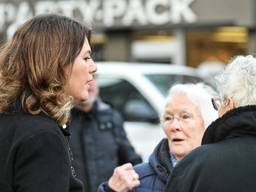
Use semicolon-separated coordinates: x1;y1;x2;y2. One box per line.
172;138;184;142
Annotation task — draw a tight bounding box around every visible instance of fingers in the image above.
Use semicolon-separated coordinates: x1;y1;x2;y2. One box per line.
131;173;139;181
108;163;140;192
119;162;133;170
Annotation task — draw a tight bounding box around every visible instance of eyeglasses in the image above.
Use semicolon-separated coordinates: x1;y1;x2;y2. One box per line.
211;97;221;111
163;114;193;125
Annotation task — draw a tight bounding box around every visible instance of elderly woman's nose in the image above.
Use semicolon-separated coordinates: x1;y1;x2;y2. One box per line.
169;118;182;131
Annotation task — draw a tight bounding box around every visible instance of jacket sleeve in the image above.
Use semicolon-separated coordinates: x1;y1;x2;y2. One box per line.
97;182;115;192
14;131;71;192
97;184;106;192
112;111;142;165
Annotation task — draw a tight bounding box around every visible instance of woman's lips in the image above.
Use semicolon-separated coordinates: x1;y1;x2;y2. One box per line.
87;78;93;83
172;138;184;142
86;78;94;86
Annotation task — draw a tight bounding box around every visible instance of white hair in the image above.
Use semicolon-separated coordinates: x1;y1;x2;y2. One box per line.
216;55;256;107
165;83;218;129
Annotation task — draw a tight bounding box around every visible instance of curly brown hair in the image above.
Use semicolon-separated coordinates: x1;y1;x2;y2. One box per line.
0;14;91;126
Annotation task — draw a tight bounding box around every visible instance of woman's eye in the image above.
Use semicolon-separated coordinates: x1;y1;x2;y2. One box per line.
181;114;191;120
164;116;173;121
164;116;169;121
84;56;91;61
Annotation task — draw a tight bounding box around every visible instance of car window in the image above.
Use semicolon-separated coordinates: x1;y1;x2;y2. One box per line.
97;76;158;123
145;74;204;96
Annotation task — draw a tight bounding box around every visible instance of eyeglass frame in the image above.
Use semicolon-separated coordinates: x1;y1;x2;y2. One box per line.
211;97;221;111
162;113;194;125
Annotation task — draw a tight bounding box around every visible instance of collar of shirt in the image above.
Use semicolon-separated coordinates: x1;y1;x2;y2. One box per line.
169;153;178;167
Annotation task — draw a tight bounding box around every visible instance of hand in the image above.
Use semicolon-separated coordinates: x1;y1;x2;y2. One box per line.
108;163;140;192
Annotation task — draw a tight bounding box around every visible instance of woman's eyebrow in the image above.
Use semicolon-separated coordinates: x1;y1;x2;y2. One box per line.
83;50;91;56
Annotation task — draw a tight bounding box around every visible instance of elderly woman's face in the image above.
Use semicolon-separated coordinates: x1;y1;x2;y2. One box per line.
163;93;205;160
65;38;97;103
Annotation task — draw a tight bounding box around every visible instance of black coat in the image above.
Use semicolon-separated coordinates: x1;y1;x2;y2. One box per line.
132;139;173;192
0;108;83;192
70;99;142;192
166;105;256;192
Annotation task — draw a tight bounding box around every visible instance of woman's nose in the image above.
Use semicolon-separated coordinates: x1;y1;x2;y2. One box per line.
169;118;182;131
90;60;97;74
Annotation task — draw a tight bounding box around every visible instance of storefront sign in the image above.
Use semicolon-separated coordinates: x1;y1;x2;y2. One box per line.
102;0;196;26
0;0;197;37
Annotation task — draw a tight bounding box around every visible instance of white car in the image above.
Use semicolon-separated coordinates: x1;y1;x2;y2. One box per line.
96;62;205;161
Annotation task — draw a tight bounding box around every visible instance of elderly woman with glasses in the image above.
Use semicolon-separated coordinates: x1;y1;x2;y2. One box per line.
98;83;217;192
166;55;256;192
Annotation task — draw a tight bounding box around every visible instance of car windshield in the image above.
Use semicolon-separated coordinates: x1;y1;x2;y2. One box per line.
145;74;203;96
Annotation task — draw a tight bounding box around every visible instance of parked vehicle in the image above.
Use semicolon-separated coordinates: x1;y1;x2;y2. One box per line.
96;62;205;161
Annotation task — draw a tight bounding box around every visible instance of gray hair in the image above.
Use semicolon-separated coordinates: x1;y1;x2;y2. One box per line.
164;83;218;129
216;55;256;107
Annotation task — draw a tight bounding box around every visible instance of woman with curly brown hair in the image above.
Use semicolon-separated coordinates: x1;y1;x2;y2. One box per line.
0;14;96;192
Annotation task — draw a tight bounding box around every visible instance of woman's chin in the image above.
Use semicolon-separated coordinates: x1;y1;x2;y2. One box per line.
72;95;89;105
82;93;89;101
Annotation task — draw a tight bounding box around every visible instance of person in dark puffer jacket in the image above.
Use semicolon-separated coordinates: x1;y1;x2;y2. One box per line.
130;83;218;192
98;83;218;192
70;79;142;192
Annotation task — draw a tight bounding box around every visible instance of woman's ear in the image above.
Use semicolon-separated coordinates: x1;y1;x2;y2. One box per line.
226;98;236;110
219;97;236;117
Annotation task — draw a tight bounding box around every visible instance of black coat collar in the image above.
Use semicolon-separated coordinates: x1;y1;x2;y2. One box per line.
202;105;256;144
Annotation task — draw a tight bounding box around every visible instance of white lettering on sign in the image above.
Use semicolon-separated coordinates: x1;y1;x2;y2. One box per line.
122;0;147;26
35;1;55;14
146;0;169;25
0;4;14;30
7;2;33;38
69;0;101;22
170;0;196;23
0;0;197;37
103;0;126;27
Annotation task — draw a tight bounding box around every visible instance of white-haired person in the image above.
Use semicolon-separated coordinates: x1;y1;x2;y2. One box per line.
166;55;256;192
98;83;218;192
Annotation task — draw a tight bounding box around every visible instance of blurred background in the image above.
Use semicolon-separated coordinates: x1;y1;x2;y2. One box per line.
0;0;253;66
0;0;254;160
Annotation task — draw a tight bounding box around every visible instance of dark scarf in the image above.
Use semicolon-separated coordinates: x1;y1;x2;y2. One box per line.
148;139;174;184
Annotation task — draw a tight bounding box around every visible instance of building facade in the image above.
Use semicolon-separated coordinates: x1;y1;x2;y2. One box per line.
0;0;255;66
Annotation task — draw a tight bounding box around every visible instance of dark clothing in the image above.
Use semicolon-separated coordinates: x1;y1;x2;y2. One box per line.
132;139;173;192
166;105;256;192
0;109;83;192
70;99;142;192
